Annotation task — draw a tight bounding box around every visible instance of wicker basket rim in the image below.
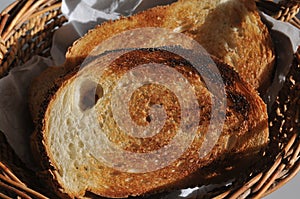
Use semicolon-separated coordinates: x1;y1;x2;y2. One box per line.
0;0;299;198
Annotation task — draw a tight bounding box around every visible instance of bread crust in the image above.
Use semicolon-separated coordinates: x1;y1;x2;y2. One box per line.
64;0;275;92
28;66;66;123
32;47;269;198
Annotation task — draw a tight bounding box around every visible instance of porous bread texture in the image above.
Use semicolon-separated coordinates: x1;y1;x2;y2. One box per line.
32;47;269;198
64;0;275;92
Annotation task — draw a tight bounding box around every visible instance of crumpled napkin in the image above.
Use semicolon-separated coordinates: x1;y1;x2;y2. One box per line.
261;13;300;108
0;56;53;169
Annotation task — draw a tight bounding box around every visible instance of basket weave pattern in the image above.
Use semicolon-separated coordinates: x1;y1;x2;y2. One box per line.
0;0;299;198
0;0;66;77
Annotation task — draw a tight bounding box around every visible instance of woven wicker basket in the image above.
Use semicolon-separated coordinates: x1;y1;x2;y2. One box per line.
0;0;299;198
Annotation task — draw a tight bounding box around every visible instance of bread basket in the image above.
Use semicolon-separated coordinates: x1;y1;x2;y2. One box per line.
0;0;299;198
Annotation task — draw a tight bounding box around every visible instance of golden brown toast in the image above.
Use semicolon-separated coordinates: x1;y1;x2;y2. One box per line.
64;0;275;92
31;47;269;198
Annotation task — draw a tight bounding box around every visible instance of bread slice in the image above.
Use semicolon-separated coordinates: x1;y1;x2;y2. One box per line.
32;47;268;198
64;0;275;92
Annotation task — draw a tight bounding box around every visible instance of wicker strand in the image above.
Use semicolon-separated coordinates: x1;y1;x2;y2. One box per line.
1;1;19;15
14;0;52;29
27;3;62;21
263;159;300;197
279;0;300;8
256;0;300;28
211;190;231;199
254;164;287;199
0;181;31;199
287;17;300;29
251;156;282;193
2;0;33;39
0;192;12;199
290;140;300;165
283;133;298;156
0;14;9;35
228;173;263;199
0;162;24;185
3;0;35;38
1;0;61;41
0;174;48;199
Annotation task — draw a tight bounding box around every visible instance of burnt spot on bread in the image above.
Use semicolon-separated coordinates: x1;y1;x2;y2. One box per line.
227;91;250;120
213;57;238;87
168;56;194;68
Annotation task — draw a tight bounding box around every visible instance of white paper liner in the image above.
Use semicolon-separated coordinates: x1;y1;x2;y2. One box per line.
0;0;299;198
0;56;53;169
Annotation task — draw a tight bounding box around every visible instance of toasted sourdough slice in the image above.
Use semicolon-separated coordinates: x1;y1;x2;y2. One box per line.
29;66;66;123
64;0;275;92
32;47;269;198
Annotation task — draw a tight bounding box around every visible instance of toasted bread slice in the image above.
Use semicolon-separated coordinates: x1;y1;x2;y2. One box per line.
32;47;268;198
64;0;274;92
